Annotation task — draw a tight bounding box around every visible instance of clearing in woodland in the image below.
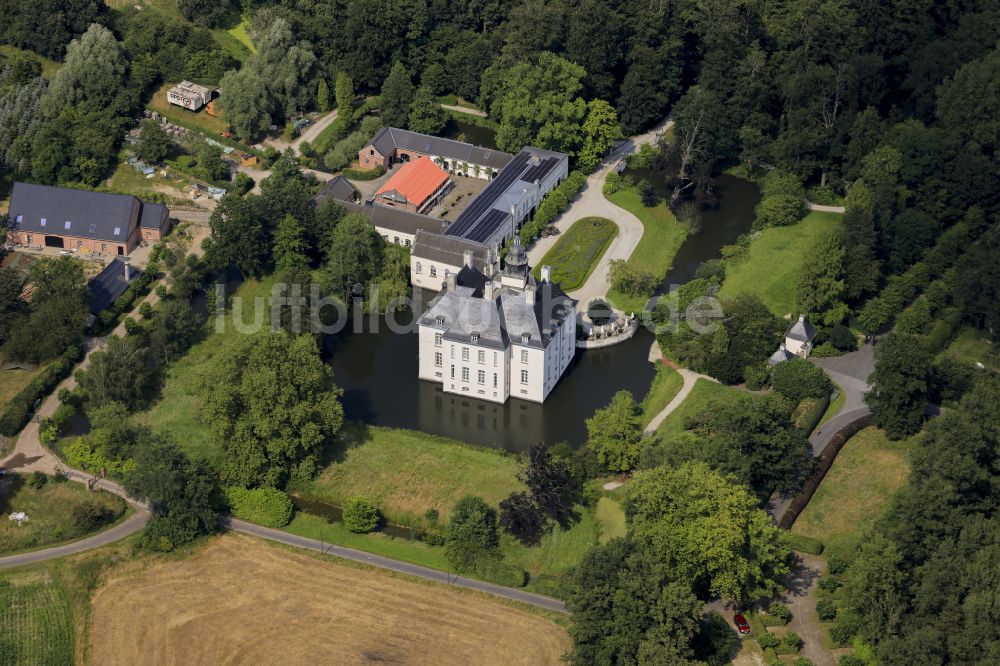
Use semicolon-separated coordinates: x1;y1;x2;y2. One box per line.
88;534;571;665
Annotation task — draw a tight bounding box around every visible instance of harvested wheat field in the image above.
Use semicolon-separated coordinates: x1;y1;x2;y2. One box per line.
89;534;571;665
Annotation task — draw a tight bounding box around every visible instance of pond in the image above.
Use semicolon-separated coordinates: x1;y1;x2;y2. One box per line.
440;117;498;151
325;174;758;453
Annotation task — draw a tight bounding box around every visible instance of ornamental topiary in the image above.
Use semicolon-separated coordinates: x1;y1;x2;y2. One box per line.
342;496;380;533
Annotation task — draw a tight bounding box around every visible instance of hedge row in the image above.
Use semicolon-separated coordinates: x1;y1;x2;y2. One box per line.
857;208;988;334
793;395;831;436
520;170;588;243
784;532;825;555
0;345;83;436
341;165;385;180
225;487;294;528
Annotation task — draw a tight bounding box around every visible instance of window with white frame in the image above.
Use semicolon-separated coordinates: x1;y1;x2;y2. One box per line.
430;266;437;277
434;333;442;347
435;352;442;367
477;369;485;384
416;262;422;274
477;350;485;364
521;369;528;384
461;347;469;361
521;349;528;363
462;367;469;381
493;373;498;388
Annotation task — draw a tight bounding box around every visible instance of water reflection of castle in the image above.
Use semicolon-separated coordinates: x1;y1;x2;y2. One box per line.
417;380;544;453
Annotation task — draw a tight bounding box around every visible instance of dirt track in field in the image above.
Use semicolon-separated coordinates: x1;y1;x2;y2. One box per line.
88;534;570;665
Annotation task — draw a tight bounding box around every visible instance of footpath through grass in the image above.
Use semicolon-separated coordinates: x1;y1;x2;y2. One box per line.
639;364;684;427
718;211;841;316
653;379;748;439
792;426;919;559
532;217;616;291
604;188;687;314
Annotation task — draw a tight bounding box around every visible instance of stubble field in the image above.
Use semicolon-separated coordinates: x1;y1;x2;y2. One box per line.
88;534;571;665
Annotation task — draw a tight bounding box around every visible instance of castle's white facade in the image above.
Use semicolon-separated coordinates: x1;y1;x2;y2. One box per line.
417;240;577;404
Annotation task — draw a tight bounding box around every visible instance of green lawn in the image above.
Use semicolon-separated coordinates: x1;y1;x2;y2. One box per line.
133;277;279;464
595;497;626;544
532;217;617;291
102;154;197;207
939;326;999;372
289;425;523;527
604;188;687;314
792;426;919;559
0;365;44;416
148;83;230;135
0;45;62;78
819;379;846;426
0;475;127;555
502;506;599;578
718;211;842;316
654;379;748;438
225;19;256;54
639;364;684;427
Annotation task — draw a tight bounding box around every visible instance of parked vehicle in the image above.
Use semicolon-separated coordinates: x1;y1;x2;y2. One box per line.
734;613;751;635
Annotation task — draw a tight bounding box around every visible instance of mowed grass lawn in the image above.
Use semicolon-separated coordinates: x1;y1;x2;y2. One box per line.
939;326;999;373
604;188;687;314
639;364;684;427
148;82;230;135
792;426;919;559
718;211;842;316
290;424;523;526
533;217;616;291
654;379;749;439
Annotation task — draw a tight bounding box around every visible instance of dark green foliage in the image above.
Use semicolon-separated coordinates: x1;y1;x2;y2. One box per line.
0;0;103;59
379;61;414;128
768;601;791;623
342;496;380;533
838;656;864;666
816;598;838;621
78;334;158;411
445;495;498;572
565;537;703;665
756;632;780;649
125;438;224;551
866;333;931;439
225;486;294;528
2;257;88;364
26;471;48;490
135;120;171;163
639;179;657;207
499;491;545;546
771;359;833;402
829;325;857;351
176;0;234;29
585;390;643;472
70;499;116;533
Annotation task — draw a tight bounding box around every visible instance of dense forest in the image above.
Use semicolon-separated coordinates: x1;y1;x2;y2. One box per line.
2;1;1000;664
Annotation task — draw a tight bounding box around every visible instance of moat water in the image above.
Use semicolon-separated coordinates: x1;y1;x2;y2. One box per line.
325;174;759;452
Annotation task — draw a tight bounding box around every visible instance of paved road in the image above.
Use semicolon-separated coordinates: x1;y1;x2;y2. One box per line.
229;519;568;613
262;110;340;155
0;506;150;571
805;201;846;214
526;118;674;311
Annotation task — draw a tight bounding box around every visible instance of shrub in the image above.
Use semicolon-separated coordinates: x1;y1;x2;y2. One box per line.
224;486;294;528
769;601;791;623
772;358;832;401
818;575;841;592
757;632;780;649
139;302;153;319
838;656;865;666
71;499;115;533
793;658;814;666
816;598;838;621
27;471;48;490
826;552;849;575
639;179;658;206
783;631;801;648
830;623;855;647
744;362;771;390
785;532;824;555
829;324;857;351
341;165;385;180
761;170;806;199
424;507;439;523
342;496;380;533
603;171;622;195
755;194;806;229
608;259;659;297
233;171;254;195
445;495;499;571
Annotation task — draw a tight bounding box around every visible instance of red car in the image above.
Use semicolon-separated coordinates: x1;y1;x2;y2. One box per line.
734;613;751;635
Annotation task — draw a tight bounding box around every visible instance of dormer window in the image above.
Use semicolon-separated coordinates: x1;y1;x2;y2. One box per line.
435;315;445;326
64;220;71;230
521;333;530;343
38;217;45;227
15;215;23;223
471;333;479;343
113;226;121;236
89;224;97;234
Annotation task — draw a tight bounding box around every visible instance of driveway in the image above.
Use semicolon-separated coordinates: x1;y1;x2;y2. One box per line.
778;552;832;666
526;118;674;310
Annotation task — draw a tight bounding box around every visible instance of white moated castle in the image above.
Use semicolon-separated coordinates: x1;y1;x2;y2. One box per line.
417;238;577;404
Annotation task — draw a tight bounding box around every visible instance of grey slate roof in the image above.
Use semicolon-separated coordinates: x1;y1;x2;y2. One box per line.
768;344;796;366
369;127;513;171
786;315;816;342
312;175;359;207
411;230;493;271
7;182;170;242
139;203;168;230
87;258;140;316
340;202;448;237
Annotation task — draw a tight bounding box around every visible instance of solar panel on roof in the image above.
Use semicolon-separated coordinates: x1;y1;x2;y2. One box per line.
447;151;531;239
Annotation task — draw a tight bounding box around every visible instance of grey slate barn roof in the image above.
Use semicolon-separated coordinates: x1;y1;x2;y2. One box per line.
369;127;513;171
311;175;359;207
786;315;816;342
7;182;168;242
87;258;140;316
339;202;448;237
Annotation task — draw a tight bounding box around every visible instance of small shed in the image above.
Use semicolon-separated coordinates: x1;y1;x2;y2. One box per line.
784;315;816;358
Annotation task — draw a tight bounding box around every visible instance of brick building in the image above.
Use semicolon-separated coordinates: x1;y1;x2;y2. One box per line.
6;182;171;256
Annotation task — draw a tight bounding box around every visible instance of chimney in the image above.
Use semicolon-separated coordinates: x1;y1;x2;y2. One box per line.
446;272;457;291
525;282;536;305
798;314;805;323
123;261;130;281
463;249;473;268
540;265;551;283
